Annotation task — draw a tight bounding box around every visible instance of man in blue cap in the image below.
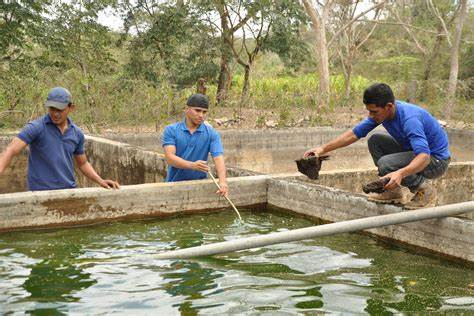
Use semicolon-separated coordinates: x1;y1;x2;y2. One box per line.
162;93;228;197
0;87;119;191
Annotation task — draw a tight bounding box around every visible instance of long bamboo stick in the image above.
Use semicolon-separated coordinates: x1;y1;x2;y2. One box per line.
207;171;242;221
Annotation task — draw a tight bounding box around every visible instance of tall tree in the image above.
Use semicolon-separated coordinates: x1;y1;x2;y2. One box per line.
332;0;384;98
388;0;457;101
301;0;331;109
225;0;279;106
301;0;386;109
444;0;468;119
206;0;260;104
199;0;308;105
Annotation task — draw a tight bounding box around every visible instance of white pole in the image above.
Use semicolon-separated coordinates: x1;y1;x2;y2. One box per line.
155;201;474;259
208;171;242;221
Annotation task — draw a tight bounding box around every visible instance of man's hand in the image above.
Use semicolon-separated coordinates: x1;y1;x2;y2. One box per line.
382;170;404;190
216;180;228;197
191;160;209;172
100;179;120;189
303;147;324;158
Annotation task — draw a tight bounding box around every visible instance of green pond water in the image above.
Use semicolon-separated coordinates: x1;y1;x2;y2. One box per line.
0;209;473;315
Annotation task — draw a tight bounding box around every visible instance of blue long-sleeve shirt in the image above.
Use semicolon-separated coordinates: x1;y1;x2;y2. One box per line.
353;100;450;160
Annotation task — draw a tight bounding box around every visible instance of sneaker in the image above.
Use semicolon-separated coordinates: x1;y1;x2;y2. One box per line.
367;187;403;204
405;182;437;209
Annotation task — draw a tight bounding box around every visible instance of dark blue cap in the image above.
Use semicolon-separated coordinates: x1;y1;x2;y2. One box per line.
186;94;209;109
45;87;72;110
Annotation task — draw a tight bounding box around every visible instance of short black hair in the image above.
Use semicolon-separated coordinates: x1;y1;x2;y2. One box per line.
363;83;395;108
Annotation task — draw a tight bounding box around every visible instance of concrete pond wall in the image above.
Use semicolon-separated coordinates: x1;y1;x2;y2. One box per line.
0;136;29;193
267;178;474;263
101;127;474;174
0;172;472;263
293;163;474;211
0;135;168;193
0;127;472;264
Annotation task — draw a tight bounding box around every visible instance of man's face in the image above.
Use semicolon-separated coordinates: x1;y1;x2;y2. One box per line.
185;106;208;126
365;103;393;124
48;105;72;126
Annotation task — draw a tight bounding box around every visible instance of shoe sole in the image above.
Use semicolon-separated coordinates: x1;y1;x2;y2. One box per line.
404;200;436;210
367;197;403;204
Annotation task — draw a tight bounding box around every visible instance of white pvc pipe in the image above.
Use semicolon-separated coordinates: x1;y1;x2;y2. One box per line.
155;201;474;260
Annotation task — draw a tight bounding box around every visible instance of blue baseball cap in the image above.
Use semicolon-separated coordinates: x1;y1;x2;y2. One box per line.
45;87;72;110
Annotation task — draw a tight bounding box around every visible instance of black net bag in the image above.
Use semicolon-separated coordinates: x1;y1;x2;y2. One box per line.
295;155;329;180
362;178;390;194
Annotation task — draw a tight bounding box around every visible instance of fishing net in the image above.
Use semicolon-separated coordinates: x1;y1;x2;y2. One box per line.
295;155;329;180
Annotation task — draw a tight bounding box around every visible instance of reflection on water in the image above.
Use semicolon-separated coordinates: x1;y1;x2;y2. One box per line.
0;210;473;314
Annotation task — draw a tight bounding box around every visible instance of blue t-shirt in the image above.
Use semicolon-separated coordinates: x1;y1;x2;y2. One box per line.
353;101;450;160
162;120;224;182
17;114;85;191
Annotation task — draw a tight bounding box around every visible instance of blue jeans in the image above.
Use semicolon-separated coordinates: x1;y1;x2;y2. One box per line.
368;133;450;191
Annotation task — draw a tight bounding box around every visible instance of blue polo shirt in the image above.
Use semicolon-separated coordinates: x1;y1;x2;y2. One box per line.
17;114;85;191
162;120;224;182
353;100;450;160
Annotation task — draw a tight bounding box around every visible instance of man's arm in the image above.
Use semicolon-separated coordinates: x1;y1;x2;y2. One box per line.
163;145;209;172
74;154;119;189
304;130;359;157
383;153;431;190
0;137;28;174
213;155;228;197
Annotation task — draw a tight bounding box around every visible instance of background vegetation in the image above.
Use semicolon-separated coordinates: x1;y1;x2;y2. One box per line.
0;0;472;132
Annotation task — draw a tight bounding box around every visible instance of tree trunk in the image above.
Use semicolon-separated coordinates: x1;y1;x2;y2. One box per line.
316;25;330;108
240;64;251;106
421;23;444;100
406;80;417;103
343;54;353;99
302;0;330;109
444;0;467;119
216;10;232;105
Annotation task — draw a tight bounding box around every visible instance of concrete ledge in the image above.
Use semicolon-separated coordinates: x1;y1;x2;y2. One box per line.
79;135;168;186
0;176;268;233
98;127;474;173
280;162;473;219
267;178;474;263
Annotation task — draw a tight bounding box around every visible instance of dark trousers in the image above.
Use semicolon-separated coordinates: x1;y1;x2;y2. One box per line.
368;133;450;191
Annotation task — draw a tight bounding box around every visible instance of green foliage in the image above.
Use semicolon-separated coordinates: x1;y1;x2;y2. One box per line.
41;1;117;75
374;56;421;82
121;3;220;86
255;114;266;128
278;106;292;126
230;72;369;109
0;0;472;131
308;114;330;127
262;0;311;71
0;64;189;129
0;0;47;61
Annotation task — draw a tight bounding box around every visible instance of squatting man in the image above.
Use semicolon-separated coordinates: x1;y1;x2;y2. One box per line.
304;83;450;209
